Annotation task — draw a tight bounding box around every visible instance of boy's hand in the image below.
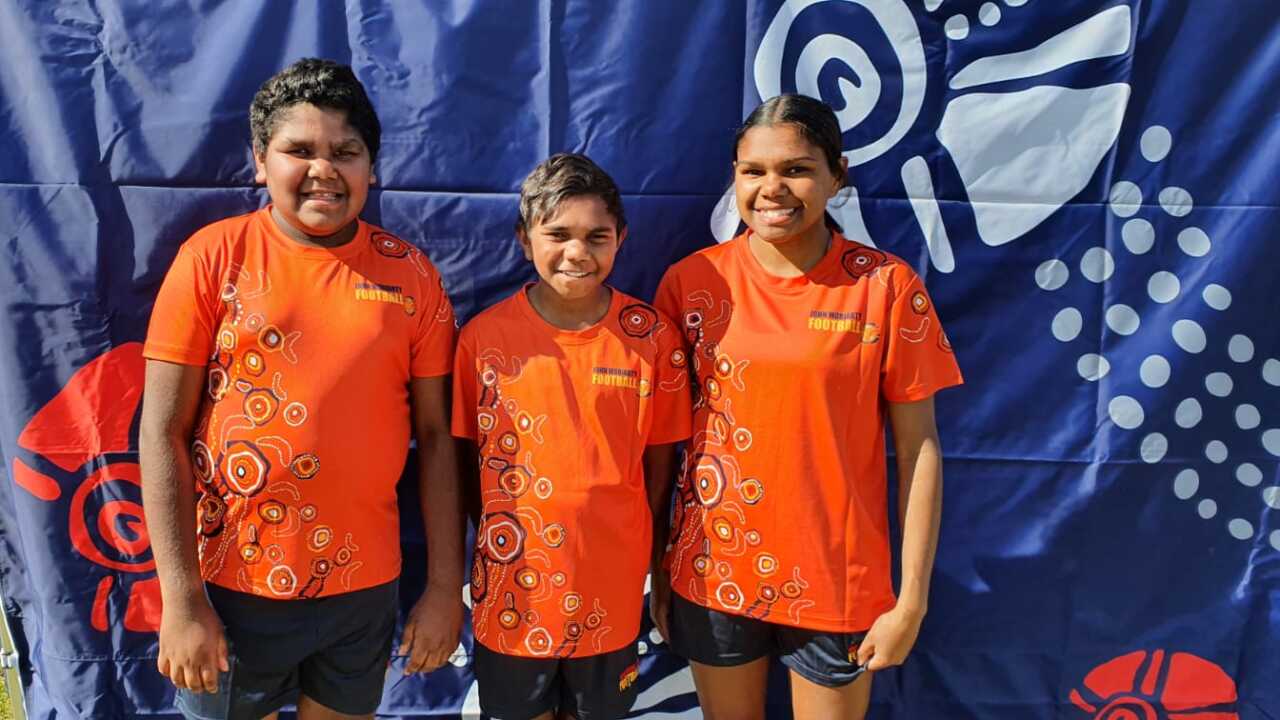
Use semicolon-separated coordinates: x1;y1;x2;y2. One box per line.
157;596;229;693
400;583;463;674
648;569;672;643
855;604;925;672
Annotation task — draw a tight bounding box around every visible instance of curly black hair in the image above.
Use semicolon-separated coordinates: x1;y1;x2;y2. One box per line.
249;58;381;162
517;153;627;234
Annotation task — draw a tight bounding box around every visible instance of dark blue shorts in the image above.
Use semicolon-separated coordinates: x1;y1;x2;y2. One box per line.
175;579;398;720
667;591;868;688
471;641;640;720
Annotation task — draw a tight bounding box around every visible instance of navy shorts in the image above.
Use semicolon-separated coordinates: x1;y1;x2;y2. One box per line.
175;579;398;720
667;592;868;688
472;641;640;720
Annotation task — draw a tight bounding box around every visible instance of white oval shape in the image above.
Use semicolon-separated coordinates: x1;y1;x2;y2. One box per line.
1139;355;1170;388
1263;487;1280;510
1272;530;1280;552
1265;359;1280;386
1228;519;1254;540
925;0;944;10
1202;284;1231;310
649;628;664;644
1236;463;1263;487
1197;499;1217;519
1148;272;1180;303
1140;125;1172;162
1205;440;1228;464
1105;304;1140;335
1205;372;1233;397
1236;404;1261;430
1263;429;1280;457
1004;0;1028;6
1159;186;1193;217
1035;259;1069;290
978;2;1002;25
945;14;970;40
1108;395;1144;430
1174;398;1202;428
1121;218;1155;255
1177;227;1211;257
1080;247;1114;283
1171;320;1206;353
1139;433;1167;463
1228;335;1254;363
1052;308;1083;341
1173;469;1199;499
1077;353;1110;381
1109;181;1142;217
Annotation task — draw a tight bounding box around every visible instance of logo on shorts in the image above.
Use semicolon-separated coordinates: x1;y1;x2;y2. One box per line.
1069;649;1238;719
847;641;860;665
619;661;639;692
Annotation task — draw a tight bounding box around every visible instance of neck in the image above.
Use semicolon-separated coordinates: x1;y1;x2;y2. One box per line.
271;207;358;249
527;282;613;331
747;223;832;277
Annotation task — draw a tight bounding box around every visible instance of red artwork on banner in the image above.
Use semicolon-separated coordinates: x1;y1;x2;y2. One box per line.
1071;649;1238;719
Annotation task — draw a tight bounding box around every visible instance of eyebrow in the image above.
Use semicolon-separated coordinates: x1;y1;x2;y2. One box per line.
278;136;364;147
737;155;819;165
542;224;614;233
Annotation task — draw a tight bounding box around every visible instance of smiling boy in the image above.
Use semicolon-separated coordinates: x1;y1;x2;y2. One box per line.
140;59;463;720
452;154;692;720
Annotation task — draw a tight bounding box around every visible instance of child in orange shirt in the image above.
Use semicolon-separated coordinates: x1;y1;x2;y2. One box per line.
452;154;692;720
140;59;463;720
652;94;963;719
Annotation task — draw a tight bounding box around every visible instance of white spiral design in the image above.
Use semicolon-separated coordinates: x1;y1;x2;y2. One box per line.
754;0;926;166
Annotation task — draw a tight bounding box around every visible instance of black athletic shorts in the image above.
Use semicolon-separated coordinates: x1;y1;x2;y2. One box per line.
175;579;398;720
471;641;640;720
667;591;868;688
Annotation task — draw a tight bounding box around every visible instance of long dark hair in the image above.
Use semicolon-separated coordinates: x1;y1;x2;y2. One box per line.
734;94;847;231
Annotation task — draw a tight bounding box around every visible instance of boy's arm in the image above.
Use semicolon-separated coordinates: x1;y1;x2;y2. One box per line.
856;396;943;671
643;442;680;643
400;375;465;675
139;359;228;694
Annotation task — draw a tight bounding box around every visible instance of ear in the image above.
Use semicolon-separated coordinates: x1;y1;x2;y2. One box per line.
836;156;850;192
617;227;629;248
369;169;377;186
516;228;534;261
253;150;267;185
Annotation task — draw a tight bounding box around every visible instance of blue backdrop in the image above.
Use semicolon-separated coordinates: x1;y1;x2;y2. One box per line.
1;1;1277;717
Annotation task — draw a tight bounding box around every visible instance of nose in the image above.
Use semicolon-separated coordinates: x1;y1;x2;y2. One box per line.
307;158;337;179
760;171;786;197
563;239;590;262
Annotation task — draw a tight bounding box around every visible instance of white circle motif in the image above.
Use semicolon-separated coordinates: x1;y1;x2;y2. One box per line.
1205;372;1233;397
1197;499;1217;519
1158;187;1193;217
1236;463;1263;487
945;14;970;40
1139;355;1170;388
978;2;1001;25
1035;259;1069;290
1205;440;1228;464
1108;396;1144;430
1077;354;1109;382
1177;227;1211;257
1173;469;1198;499
1080;248;1114;283
1228;519;1253;540
1171;320;1206;353
1109;181;1142;217
1106;305;1140;335
1139;433;1167;463
1262;429;1280;457
1148;272;1180;303
1265;359;1280;386
1121;219;1155;255
1202;284;1231;310
1140;125;1172;162
1052;308;1083;342
1262;487;1280;510
1227;335;1254;363
1174;398;1202;429
1236;404;1261;430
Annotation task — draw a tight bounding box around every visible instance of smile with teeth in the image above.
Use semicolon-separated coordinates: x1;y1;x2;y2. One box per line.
558;269;593;278
303;191;343;202
755;207;797;220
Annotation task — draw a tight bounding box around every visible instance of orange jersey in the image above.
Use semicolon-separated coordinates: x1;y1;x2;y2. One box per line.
453;287;692;657
144;208;455;598
654;232;962;632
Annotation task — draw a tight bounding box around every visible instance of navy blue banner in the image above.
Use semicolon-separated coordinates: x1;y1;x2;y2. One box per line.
1;1;1276;717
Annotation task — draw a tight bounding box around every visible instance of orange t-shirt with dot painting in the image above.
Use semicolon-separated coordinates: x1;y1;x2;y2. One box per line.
452;287;692;658
144;208;455;599
654;231;963;632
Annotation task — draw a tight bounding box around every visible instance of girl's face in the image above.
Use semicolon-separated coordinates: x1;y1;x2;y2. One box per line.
733;123;846;246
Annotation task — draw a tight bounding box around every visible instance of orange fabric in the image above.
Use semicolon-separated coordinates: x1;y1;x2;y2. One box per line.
144;208;455;598
654;232;962;632
453;286;692;657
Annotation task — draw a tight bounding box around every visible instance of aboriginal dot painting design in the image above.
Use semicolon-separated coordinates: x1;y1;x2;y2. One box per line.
468;345;633;658
192;272;361;599
667;289;818;625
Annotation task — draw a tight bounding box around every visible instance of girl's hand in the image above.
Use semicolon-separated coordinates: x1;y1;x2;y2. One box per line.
855;604;925;671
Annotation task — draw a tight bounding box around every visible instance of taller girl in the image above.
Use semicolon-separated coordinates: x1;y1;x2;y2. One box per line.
651;94;963;718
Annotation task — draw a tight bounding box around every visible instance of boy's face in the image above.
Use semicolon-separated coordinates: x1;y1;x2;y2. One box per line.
518;195;625;303
254;103;374;242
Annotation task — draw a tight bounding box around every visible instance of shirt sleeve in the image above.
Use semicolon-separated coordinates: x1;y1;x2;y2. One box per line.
653;267;683;327
881;265;964;402
451;327;479;440
410;267;457;378
143;245;221;366
647;312;693;445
